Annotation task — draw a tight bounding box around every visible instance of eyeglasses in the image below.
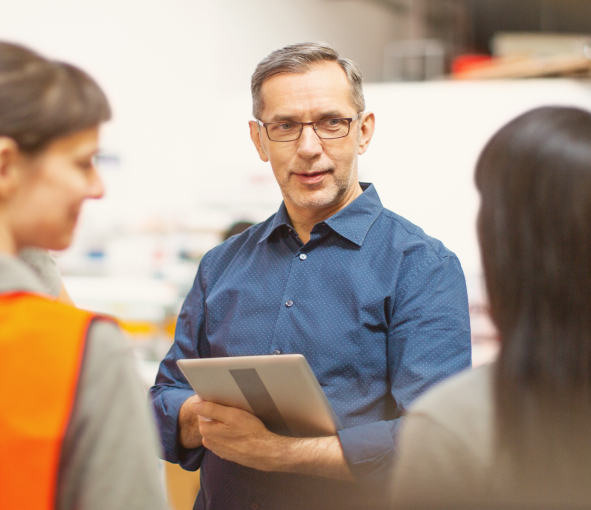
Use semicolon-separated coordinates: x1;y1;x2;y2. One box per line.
256;113;362;142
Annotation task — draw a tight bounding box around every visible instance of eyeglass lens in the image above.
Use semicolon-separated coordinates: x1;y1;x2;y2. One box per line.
266;118;351;141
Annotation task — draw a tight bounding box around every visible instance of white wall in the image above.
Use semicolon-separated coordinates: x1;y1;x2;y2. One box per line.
362;79;591;278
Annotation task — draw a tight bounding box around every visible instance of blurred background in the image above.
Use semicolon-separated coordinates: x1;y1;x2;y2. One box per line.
5;0;591;378
4;0;591;507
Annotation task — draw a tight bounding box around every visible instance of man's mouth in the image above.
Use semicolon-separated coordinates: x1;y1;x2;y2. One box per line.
293;169;331;185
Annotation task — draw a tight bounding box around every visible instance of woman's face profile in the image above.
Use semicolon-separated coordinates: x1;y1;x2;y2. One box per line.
9;126;104;252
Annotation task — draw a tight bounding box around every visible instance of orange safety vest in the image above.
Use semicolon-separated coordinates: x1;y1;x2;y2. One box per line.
0;292;96;510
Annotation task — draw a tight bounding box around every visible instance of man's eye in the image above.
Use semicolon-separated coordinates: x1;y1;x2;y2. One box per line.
269;122;296;134
318;119;344;129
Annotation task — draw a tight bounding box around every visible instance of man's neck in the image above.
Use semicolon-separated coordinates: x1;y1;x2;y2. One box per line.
285;183;363;244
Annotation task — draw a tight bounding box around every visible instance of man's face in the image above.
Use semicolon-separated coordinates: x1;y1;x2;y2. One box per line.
249;61;374;213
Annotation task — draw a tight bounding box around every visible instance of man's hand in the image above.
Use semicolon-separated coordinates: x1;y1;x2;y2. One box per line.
178;395;204;449
195;401;355;482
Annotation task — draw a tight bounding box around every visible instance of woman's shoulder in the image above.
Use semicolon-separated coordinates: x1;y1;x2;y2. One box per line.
393;364;497;506
408;364;495;445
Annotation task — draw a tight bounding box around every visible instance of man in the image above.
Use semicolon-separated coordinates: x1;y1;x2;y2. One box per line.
150;42;471;510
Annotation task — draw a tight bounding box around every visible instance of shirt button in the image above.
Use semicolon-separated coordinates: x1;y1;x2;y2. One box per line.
273;349;281;355
285;300;293;308
299;253;307;260
251;504;259;510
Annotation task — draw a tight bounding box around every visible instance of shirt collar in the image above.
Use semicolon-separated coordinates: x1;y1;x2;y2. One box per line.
258;183;383;247
0;253;47;294
324;183;383;246
258;201;293;244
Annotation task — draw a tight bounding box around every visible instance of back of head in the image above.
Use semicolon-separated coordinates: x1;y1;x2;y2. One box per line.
475;106;591;501
251;42;364;119
476;106;591;383
222;221;255;241
0;41;111;153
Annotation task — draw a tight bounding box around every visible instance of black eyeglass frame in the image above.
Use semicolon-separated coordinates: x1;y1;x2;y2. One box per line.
256;113;363;142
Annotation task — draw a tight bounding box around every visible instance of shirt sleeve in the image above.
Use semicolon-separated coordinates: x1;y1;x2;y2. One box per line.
149;254;210;471
57;320;167;510
338;252;472;484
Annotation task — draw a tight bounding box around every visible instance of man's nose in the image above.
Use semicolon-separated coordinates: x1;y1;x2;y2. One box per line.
296;124;323;159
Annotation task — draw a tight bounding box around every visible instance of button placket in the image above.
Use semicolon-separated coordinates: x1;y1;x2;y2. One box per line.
269;245;307;356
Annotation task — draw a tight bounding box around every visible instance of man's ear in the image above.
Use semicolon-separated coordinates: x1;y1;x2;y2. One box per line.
0;137;21;199
358;112;375;156
249;121;269;163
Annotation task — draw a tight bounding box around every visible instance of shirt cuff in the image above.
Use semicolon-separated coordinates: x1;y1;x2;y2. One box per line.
337;421;396;484
155;388;205;470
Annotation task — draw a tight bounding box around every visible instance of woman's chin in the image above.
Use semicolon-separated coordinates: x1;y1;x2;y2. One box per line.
49;236;73;252
21;234;73;253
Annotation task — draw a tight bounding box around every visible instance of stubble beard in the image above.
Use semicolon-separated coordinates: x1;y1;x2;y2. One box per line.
280;167;356;210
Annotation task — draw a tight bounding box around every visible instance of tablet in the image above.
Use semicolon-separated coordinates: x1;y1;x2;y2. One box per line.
177;354;342;437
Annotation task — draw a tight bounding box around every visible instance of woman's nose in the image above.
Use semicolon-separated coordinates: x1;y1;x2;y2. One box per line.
87;167;105;199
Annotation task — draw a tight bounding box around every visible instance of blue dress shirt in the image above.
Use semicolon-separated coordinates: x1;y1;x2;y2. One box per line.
150;183;471;510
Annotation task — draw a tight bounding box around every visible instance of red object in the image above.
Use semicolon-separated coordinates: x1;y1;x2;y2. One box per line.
452;54;493;75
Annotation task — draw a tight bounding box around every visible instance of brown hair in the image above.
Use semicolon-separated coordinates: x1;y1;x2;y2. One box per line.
251;42;364;119
0;41;111;153
475;106;591;487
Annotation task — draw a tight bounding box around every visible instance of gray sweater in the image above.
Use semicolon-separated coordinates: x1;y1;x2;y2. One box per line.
392;364;591;508
2;253;168;510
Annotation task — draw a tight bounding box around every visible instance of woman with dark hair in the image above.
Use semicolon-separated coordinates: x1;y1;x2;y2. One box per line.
391;106;591;507
0;42;166;510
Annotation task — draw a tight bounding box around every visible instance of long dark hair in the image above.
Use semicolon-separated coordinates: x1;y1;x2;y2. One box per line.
476;106;591;490
0;41;111;153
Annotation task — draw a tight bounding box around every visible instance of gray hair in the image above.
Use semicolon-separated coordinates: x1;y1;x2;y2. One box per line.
251;42;365;119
